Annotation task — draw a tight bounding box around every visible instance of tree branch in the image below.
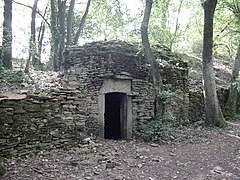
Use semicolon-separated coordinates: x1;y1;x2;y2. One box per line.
12;0;51;28
73;0;91;45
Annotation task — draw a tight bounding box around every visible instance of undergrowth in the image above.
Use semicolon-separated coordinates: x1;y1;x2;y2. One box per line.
0;69;34;92
0;156;6;176
143;112;175;143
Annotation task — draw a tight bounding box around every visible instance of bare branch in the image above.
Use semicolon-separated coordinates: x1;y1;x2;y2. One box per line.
12;0;51;28
73;0;91;45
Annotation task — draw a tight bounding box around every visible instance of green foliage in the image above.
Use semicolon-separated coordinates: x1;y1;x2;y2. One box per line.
0;70;25;84
143;112;175;143
0;70;34;91
219;110;228;128
233;114;240;121
0;165;6;176
212;0;240;59
82;0;133;41
0;156;6;176
159;90;175;101
223;83;238;117
158;90;175;116
191;40;203;55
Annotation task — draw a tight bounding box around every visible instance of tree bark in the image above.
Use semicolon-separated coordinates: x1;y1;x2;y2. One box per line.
169;0;183;50
73;0;91;45
25;0;39;73
2;0;13;69
202;0;227;127
58;0;66;69
66;0;75;45
50;0;60;71
36;6;48;68
141;0;162;116
160;0;170;32
223;39;240;117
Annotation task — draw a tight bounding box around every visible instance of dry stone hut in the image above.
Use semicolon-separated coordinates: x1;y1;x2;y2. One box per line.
62;41;188;140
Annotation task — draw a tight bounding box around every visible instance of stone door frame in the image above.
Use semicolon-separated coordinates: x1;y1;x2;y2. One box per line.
98;78;132;139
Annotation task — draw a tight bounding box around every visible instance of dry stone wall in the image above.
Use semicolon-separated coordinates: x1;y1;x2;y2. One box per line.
0;88;85;157
63;41;188;134
188;89;240;122
132;79;155;131
63;41;155;136
0;41;189;157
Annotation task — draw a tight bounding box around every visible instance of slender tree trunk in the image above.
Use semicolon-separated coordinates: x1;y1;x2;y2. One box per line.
2;0;12;69
223;39;240;117
169;0;183;50
25;0;39;73
50;0;60;71
202;0;227;127
160;0;170;32
66;0;75;45
36;6;48;68
37;19;46;65
141;0;162;116
58;0;66;69
73;0;91;45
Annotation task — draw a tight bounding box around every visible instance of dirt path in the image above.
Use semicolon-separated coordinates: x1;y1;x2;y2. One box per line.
2;121;240;180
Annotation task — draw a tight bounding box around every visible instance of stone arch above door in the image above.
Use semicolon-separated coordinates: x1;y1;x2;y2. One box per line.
98;79;132;139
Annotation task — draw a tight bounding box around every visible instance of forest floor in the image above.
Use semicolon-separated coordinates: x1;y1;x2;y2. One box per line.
2;121;240;180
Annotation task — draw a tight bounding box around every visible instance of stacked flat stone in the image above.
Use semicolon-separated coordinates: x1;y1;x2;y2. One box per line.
0;40;189;157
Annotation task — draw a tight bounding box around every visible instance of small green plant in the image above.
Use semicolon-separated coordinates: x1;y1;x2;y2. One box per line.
233;114;240;121
0;165;6;176
159;90;175;101
0;156;6;176
158;90;175;116
143;113;175;143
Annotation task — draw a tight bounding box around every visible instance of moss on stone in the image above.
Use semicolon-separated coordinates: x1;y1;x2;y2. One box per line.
218;111;228;128
223;84;238;117
0;165;6;176
28;93;51;100
24;102;42;112
223;105;236;117
0;157;5;163
13;114;31;122
0;156;6;176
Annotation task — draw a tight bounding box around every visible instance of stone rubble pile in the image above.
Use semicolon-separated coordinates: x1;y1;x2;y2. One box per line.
0;70;62;94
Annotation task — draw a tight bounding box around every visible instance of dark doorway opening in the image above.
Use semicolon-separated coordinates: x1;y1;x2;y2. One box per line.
104;92;127;140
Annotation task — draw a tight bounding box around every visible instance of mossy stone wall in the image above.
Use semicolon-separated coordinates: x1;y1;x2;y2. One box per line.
0;88;85;157
63;41;189;134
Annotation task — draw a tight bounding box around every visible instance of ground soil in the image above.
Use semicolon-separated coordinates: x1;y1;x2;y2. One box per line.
1;121;240;180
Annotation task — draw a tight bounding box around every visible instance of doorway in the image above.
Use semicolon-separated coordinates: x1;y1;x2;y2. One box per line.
98;79;132;139
104;92;127;140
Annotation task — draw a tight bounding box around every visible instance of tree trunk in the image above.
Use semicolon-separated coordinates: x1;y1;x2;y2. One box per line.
50;0;60;71
223;39;240;117
160;0;170;32
169;0;183;50
73;0;91;45
58;0;66;69
2;0;12;69
202;0;227;127
66;0;75;45
141;0;162;116
36;6;48;68
25;0;39;73
37;19;46;66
